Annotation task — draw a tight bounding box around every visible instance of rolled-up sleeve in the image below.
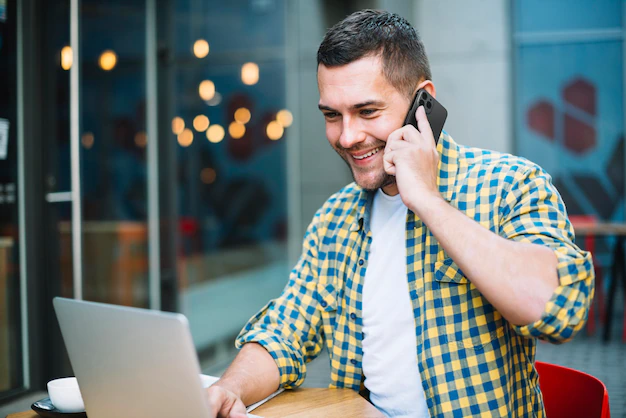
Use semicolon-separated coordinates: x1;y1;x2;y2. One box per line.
235;210;326;388
498;164;595;343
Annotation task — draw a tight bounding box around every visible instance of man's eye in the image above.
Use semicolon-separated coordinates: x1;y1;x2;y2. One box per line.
360;109;376;116
324;112;339;119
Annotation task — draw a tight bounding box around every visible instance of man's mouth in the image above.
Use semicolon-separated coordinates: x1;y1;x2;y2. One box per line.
352;147;382;161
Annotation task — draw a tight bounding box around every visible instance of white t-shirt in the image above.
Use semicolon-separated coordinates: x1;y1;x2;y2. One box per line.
361;189;430;418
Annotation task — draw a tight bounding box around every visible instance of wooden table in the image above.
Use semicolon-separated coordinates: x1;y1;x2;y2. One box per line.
6;388;383;418
253;388;382;417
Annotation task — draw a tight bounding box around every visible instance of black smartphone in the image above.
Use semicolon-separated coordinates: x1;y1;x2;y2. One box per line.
403;88;447;144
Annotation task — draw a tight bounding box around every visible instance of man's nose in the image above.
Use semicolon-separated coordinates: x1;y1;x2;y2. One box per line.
339;118;365;149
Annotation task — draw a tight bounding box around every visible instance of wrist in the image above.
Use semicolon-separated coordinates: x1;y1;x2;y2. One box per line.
214;378;244;400
408;190;446;219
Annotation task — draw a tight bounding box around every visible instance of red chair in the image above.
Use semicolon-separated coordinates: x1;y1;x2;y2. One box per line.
536;361;610;418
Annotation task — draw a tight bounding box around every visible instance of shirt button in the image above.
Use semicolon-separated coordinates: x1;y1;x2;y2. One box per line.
358;259;364;266
350;313;357;320
320;300;327;308
350;359;357;365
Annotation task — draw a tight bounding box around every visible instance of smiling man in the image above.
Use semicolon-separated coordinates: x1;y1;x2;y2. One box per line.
207;10;594;418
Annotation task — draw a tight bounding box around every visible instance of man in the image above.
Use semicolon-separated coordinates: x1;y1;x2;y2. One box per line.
207;10;594;418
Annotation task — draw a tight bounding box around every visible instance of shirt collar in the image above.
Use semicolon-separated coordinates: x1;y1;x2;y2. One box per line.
350;131;460;232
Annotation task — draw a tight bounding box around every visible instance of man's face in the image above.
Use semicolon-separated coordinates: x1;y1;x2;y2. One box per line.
318;55;410;193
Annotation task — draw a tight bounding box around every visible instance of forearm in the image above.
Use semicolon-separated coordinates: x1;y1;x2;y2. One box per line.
215;342;280;406
415;195;559;326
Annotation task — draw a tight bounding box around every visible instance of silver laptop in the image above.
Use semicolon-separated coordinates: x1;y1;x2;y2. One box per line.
53;297;217;418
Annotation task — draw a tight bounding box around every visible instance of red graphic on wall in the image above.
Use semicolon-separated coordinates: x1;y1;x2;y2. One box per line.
563;78;596;116
564;114;595;154
527;76;597;154
528;101;555;141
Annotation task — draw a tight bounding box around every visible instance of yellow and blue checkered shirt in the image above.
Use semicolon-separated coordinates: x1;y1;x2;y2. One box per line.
236;133;594;417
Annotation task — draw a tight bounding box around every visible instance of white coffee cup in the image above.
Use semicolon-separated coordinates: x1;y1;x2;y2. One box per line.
47;377;85;413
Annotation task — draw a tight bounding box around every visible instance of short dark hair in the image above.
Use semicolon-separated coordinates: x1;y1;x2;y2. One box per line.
317;9;432;100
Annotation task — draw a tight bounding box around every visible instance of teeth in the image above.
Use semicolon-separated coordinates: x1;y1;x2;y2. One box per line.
353;147;381;160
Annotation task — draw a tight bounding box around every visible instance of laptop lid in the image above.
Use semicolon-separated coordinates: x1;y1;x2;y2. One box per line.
53;297;212;418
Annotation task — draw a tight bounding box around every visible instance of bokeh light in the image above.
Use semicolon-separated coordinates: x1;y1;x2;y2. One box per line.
135;131;147;148
177;128;194;147
81;132;94;149
276;109;293;127
206;92;222;106
171;117;185;135
234;108;251;124
61;46;73;70
266;121;284;140
206;124;225;143
199;80;215;101
241;62;259;85
99;50;117;71
193;39;210;58
193;115;210;132
200;168;217;184
229;121;246;139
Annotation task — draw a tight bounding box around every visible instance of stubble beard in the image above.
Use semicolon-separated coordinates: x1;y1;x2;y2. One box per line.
334;146;395;192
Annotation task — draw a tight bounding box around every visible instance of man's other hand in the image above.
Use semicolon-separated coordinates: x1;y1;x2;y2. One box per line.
206;385;248;418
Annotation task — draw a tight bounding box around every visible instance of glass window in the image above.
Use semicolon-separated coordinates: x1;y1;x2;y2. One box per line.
514;4;624;222
514;0;622;33
80;0;149;308
162;0;291;370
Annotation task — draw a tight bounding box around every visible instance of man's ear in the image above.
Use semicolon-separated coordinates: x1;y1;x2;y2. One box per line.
415;79;436;99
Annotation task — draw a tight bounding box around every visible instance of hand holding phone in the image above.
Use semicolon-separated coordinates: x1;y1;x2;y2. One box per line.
403;88;447;144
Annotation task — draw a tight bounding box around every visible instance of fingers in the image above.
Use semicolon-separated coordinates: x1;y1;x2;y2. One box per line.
386;121;426;147
415;106;434;143
383;149;396;175
228;399;248;418
207;386;227;417
387;124;417;146
384;110;437;176
206;386;246;418
384;132;412;175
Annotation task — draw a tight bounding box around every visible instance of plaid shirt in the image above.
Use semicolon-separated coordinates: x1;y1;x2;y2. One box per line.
236;133;594;417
